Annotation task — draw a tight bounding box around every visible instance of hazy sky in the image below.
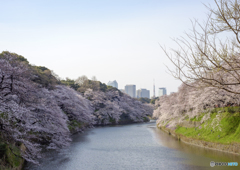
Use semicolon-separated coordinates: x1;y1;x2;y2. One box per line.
0;0;216;96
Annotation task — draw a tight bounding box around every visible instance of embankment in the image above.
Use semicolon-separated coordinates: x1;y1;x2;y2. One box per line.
159;126;240;155
157;107;240;155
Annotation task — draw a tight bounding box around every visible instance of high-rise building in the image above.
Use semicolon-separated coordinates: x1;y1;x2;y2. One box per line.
141;89;150;98
158;88;167;97
137;89;150;98
125;85;136;98
107;80;118;89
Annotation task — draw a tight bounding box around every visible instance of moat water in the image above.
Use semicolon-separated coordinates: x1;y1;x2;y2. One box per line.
25;121;239;170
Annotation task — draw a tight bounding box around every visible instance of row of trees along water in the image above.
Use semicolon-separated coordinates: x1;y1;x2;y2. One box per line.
154;0;240;144
0;51;153;168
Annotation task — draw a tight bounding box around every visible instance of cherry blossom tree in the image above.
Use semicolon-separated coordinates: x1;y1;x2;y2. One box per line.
85;89;153;125
0;53;71;164
0;51;154;165
153;81;240;128
161;0;240;94
51;85;95;132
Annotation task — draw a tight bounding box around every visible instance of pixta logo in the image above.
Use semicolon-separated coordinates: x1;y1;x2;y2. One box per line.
210;161;238;167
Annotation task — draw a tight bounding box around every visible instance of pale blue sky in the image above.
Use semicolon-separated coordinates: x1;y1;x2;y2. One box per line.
0;0;216;96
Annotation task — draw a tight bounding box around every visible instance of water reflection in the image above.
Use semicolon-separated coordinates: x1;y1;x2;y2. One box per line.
149;123;240;169
25;121;240;170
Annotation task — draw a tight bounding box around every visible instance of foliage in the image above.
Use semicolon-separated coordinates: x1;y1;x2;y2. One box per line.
84;89;153;125
60;78;80;91
75;75;88;86
77;79;101;92
68;120;84;133
137;97;151;103
0;51;59;89
0;142;24;169
0;51;154;165
74;75;122;93
189;112;206;122
0;53;72;164
0;51;29;65
30;65;59;89
153;82;240;128
51;85;95;132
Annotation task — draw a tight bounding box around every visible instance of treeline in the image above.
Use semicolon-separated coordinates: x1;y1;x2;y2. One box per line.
153;83;240;127
0;51;153;168
153;0;240;131
137;97;158;104
61;76;119;93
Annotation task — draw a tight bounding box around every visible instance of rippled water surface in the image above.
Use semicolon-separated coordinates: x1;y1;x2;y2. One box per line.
25;121;240;170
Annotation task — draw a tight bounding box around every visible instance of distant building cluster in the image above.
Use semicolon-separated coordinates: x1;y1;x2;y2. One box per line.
108;80;167;99
124;85;150;98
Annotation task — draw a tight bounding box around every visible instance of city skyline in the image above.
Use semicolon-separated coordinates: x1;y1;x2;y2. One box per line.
0;0;215;95
108;79;165;98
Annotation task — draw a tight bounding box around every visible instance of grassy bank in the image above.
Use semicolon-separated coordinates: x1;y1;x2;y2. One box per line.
159;106;240;153
175;107;240;144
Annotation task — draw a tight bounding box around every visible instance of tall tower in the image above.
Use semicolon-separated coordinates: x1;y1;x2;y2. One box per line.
153;79;155;98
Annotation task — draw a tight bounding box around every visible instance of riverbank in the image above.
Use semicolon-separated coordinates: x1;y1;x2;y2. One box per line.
160;126;240;155
26;121;237;170
157;107;240;155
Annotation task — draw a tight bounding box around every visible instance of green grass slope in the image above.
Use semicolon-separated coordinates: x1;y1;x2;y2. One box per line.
172;107;240;144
